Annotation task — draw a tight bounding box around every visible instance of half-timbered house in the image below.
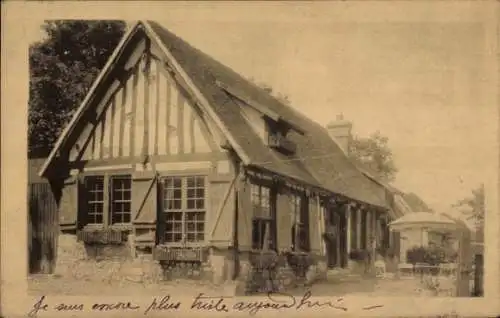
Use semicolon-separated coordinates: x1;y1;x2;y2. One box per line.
39;20;394;292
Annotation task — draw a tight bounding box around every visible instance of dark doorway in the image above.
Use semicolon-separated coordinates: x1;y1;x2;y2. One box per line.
338;211;347;268
325;206;348;269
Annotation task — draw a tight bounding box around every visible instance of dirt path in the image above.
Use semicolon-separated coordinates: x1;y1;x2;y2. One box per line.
28;274;452;297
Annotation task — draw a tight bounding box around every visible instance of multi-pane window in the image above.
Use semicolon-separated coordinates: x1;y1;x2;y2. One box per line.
290;192;309;252
85;176;104;225
110;176;132;224
161;176;206;244
83;174;132;226
251;183;276;250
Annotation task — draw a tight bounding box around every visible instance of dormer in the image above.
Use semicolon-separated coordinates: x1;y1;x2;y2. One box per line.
216;80;303;155
266;120;297;155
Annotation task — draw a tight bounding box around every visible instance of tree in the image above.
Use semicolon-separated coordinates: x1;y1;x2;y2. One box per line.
250;78;398;182
453;184;485;229
348;132;398;182
29;20;126;157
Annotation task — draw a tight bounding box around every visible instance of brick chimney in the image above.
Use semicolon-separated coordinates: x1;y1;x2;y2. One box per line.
326;114;352;154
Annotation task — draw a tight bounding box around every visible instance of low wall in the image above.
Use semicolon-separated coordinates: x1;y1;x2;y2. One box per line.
54;233;327;294
54;233;164;283
54;233;232;285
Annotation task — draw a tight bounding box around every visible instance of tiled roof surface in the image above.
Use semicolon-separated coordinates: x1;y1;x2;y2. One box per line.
148;21;388;208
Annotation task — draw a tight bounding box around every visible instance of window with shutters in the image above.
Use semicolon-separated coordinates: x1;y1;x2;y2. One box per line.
110;176;132;224
85;176;104;225
251;183;276;250
160;175;206;244
83;174;132;227
290;192;310;252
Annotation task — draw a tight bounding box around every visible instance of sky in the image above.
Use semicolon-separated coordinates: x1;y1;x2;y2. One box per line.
20;2;497;214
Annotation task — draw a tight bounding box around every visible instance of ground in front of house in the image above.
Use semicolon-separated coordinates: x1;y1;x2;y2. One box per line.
28;272;456;297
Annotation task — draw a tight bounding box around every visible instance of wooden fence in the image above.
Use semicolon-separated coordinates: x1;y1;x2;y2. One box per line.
28;182;58;274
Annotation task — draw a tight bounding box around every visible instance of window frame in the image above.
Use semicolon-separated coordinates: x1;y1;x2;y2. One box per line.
109;175;132;226
81;170;133;230
250;180;277;251
290;190;310;252
158;173;208;247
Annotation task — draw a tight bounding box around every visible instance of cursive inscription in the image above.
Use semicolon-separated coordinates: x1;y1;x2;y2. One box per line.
54;303;84;311
190;293;230;312
91;301;140;311
26;291;384;316
28;296;49;317
144;295;181;315
296;291;347;311
233;292;296;316
233;291;347;316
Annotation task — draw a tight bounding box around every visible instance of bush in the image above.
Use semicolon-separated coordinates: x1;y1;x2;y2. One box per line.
406;246;427;265
249;251;279;270
423;245;446;266
406;246;447;266
349;249;370;262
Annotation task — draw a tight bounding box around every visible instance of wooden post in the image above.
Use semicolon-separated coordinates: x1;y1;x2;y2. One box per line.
366;211;372;251
356;208;362;250
371;211;376;245
317;199;326;257
336;211;341;267
346;204;352;255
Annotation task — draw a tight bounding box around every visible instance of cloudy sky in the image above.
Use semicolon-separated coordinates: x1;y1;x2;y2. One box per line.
19;2;497;213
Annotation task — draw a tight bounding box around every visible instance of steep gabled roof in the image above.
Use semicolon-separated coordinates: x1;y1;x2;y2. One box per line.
147;21;387;209
40;20;388;209
39;22;141;178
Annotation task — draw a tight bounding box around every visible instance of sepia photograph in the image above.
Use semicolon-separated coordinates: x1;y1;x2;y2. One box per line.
2;1;499;317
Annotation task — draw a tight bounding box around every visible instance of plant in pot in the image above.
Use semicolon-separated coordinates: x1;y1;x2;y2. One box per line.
248;250;280;293
286;251;314;279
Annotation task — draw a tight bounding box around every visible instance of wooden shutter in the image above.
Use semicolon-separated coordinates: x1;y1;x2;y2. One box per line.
59;175;78;230
276;190;292;251
132;171;157;226
236;177;253;250
209;175;236;247
308;195;321;254
76;174;88;229
156;179;166;244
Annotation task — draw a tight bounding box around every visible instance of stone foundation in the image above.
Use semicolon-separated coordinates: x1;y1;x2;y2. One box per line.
54;234;325;293
54;233;87;277
54;232;163;283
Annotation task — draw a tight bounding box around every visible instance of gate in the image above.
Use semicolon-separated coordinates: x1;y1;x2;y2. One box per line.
473;254;483;296
28;182;58;274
